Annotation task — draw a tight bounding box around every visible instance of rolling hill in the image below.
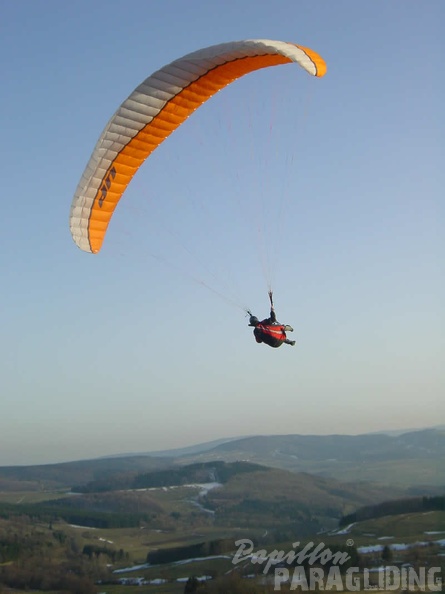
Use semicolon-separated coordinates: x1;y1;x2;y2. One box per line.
0;428;443;491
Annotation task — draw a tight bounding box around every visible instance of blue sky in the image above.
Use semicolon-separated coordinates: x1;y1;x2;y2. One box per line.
1;1;443;465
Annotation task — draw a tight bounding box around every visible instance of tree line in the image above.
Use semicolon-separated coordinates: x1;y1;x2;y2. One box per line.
340;495;445;525
73;460;264;493
0;500;151;528
147;538;234;564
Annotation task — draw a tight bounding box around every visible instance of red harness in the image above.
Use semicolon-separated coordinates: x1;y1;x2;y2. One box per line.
255;323;286;343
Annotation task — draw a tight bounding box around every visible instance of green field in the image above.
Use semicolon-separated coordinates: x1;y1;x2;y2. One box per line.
342;510;445;543
0;490;70;504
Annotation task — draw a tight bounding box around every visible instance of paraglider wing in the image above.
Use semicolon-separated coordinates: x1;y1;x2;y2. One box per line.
69;39;326;254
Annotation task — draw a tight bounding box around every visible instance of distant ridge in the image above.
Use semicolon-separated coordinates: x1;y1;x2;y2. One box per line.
143;425;445;458
143;436;247;458
0;427;443;490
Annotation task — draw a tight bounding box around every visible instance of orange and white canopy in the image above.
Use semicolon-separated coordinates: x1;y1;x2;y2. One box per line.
69;39;326;254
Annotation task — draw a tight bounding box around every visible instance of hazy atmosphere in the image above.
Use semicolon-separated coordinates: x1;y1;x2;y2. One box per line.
1;1;443;465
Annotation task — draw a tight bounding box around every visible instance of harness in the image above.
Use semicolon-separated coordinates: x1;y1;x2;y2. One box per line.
256;323;286;342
